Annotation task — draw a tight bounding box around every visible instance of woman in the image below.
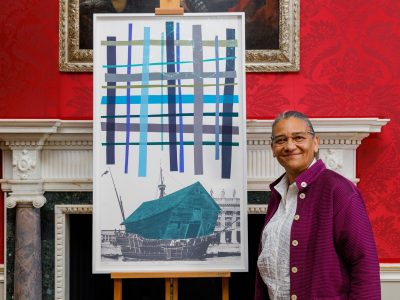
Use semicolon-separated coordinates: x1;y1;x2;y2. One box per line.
255;111;381;300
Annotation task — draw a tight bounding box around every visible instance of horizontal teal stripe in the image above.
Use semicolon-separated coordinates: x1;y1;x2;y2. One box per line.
103;56;236;69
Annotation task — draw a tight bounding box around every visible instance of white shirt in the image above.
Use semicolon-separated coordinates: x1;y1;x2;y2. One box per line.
257;175;298;300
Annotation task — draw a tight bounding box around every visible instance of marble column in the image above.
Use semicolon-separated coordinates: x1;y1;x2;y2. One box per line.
5;147;46;300
14;203;42;300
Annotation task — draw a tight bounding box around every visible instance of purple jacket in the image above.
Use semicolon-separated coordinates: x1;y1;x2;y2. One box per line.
255;159;381;300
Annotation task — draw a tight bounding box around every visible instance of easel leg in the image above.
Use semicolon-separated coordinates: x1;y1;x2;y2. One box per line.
173;278;178;300
114;279;122;300
222;277;229;300
165;278;178;300
165;278;171;300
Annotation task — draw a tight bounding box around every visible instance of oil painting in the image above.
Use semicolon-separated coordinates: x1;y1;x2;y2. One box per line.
59;0;299;71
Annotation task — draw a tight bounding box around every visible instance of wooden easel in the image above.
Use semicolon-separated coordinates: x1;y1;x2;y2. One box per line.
111;3;230;300
111;272;231;300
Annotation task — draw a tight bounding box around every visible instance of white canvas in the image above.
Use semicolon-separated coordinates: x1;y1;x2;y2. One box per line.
93;13;247;273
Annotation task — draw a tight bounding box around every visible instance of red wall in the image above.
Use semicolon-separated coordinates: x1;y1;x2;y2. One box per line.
1;0;400;262
0;155;3;263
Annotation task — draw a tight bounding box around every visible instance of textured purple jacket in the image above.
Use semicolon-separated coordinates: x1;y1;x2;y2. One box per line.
255;159;381;300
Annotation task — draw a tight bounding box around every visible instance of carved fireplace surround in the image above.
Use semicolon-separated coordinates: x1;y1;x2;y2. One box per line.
0;118;397;299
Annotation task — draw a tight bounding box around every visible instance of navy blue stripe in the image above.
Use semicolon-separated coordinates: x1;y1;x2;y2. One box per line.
166;21;178;172
106;36;116;165
222;29;235;179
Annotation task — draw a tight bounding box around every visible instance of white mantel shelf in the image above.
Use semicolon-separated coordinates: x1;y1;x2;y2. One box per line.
247;118;389;133
0;118;389;194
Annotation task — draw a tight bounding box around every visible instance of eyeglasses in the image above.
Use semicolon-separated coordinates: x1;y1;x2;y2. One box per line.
271;132;315;146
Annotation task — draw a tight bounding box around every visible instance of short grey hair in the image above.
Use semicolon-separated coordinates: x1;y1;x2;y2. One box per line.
271;111;315;137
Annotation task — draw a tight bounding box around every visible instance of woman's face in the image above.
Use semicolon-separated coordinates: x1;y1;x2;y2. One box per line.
271;117;319;181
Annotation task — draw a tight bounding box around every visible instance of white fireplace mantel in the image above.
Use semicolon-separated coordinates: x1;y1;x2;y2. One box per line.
1;118;397;295
0;118;389;199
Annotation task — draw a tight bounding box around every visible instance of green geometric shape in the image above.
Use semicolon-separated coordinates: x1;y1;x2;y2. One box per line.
122;182;221;239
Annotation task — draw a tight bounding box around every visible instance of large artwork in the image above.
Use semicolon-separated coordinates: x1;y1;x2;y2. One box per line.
93;13;247;273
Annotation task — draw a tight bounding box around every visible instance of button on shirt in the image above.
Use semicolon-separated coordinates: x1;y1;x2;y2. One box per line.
257;175;299;300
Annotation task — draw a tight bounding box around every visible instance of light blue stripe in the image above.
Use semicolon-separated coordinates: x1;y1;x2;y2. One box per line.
176;22;184;173
101;95;239;104
215;35;220;161
138;27;150;177
160;32;165;151
124;23;133;174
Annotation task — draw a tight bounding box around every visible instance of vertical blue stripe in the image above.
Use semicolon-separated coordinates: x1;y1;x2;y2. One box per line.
222;29;235;179
166;21;178;172
160;32;165;151
214;35;220;160
138;27;151;177
124;24;133;174
106;36;116;165
176;22;185;173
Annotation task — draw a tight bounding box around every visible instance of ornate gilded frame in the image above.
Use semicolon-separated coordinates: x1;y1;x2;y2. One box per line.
59;0;299;72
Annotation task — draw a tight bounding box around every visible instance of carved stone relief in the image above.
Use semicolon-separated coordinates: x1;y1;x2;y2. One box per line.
12;149;38;180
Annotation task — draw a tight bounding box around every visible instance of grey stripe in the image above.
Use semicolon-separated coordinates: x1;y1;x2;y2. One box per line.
192;25;204;175
105;71;237;83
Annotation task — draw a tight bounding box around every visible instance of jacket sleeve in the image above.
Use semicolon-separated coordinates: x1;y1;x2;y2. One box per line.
333;191;381;299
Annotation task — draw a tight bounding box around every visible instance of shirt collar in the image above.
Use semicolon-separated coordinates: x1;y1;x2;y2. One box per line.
308;158;317;169
274;174;290;198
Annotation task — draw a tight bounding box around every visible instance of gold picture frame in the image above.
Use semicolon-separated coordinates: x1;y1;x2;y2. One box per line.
59;0;299;72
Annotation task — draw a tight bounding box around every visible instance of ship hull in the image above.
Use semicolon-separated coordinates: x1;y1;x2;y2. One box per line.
115;232;215;260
